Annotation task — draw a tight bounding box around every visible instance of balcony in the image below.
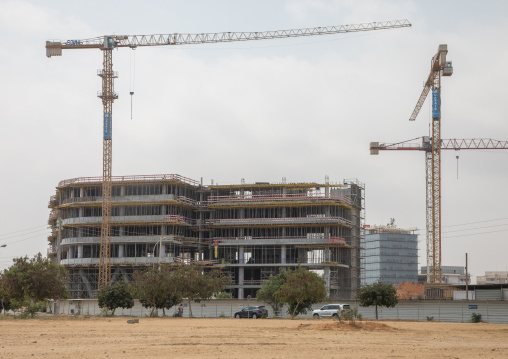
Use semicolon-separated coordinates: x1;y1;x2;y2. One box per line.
61;214;195;227
205;216;352;227
60;256;177;266
212;236;347;246
207;193;352;207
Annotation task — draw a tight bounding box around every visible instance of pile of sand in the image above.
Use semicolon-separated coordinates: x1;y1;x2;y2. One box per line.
298;321;397;331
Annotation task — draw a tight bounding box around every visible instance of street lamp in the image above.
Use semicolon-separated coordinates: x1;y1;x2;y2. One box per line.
152;236;167;272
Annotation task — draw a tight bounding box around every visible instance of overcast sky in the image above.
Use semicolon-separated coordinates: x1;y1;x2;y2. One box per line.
1;0;507;282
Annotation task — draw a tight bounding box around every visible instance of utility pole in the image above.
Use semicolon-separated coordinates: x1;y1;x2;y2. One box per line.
465;252;469;301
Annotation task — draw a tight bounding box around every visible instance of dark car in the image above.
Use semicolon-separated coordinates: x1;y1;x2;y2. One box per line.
234;306;268;319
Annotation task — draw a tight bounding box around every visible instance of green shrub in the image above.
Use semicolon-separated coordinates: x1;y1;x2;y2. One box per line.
215;292;232;299
20;301;46;319
471;312;482;323
339;307;362;325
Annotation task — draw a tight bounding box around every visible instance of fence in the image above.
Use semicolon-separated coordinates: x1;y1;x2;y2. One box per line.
49;299;508;323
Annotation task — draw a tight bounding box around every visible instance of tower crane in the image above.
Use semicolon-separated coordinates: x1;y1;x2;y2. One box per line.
368;44;452;284
370;136;508;283
46;19;411;289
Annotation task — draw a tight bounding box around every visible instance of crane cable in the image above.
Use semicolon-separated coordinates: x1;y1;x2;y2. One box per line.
129;47;136;119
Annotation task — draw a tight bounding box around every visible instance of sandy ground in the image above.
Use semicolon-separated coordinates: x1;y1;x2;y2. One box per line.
0;316;507;359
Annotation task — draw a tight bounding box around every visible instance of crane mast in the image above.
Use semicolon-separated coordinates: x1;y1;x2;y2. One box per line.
46;19;411;289
408;45;452;283
97;41;116;288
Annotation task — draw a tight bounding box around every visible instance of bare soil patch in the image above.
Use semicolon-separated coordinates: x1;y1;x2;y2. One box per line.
0;316;507;358
300;321;397;331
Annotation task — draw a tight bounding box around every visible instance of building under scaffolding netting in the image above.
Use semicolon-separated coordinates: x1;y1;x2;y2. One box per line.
48;174;364;299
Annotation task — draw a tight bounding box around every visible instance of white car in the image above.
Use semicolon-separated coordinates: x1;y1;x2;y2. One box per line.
312;304;351;318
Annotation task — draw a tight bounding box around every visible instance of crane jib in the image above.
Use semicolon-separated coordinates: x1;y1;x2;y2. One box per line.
46;19;412;52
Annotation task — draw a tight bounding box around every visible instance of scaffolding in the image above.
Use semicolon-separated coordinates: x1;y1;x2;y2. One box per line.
48;175;363;299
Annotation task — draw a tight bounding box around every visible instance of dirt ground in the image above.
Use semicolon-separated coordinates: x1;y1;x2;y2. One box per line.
1;316;507;359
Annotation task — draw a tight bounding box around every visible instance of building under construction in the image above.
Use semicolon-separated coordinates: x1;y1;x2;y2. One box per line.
48;174;364;299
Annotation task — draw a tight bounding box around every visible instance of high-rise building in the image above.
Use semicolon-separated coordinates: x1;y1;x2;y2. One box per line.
361;225;418;285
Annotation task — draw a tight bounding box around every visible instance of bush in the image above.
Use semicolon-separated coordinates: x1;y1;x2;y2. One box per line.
18;301;46;319
339;307;362;325
426;316;434;321
215;291;232;299
471;312;482;323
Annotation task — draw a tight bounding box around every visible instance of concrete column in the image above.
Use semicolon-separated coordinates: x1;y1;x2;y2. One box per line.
238;266;245;299
160;242;166;258
281;245;286;264
238;243;245;299
120;186;125;196
239;246;244;264
118;244;124;258
239;189;244;238
324;267;331;298
324;246;330;261
161;225;166;237
78;207;83;218
80;187;84;197
77;245;83;259
68;246;74;259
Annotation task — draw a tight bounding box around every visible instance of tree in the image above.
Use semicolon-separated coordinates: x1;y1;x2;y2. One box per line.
98;280;134;316
0;275;14;313
276;266;327;319
130;266;180;317
0;254;68;316
256;268;286;316
356;281;398;320
172;265;230;317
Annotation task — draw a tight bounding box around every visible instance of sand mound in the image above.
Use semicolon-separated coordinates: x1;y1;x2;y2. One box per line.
298;321;397;331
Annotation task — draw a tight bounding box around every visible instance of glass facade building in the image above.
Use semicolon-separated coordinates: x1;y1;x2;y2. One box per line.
361;227;418;285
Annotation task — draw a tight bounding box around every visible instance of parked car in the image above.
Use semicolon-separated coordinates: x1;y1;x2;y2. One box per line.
312;304;351;318
234;306;268;319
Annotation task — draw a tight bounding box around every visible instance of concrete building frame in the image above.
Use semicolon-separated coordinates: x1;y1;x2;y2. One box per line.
48;174;364;299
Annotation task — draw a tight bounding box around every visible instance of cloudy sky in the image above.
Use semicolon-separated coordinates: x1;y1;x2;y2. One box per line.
1;0;507;282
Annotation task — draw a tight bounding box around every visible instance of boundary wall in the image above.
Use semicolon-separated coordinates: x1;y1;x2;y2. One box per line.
49;299;508;324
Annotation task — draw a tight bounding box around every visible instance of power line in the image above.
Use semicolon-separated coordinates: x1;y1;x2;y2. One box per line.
443;217;508;228
443;228;508;239
443;223;508;234
0;227;50;240
0;224;48;237
4;233;50;245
